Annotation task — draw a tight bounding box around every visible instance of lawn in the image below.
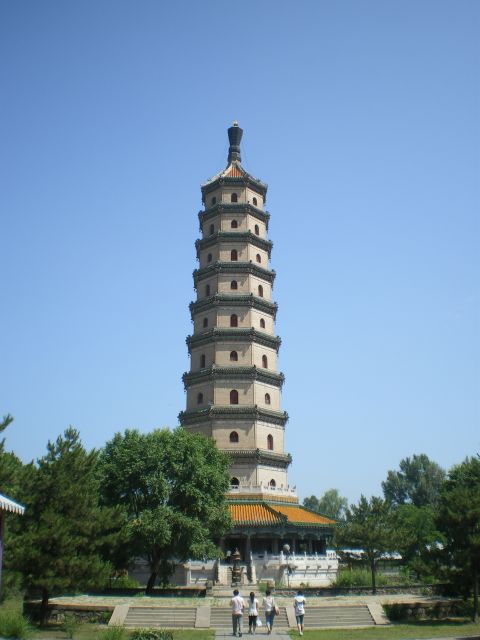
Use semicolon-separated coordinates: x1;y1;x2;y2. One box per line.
288;620;480;640
32;628;214;640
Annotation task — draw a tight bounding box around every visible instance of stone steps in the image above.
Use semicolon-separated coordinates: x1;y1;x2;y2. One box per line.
210;607;289;629
123;606;197;628
304;606;375;627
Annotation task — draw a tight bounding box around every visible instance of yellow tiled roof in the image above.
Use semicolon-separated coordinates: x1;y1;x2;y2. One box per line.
229;503;282;525
229;502;335;527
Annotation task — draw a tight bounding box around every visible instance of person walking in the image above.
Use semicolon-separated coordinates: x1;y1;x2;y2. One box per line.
231;588;245;637
293;589;306;636
262;589;277;635
247;591;259;634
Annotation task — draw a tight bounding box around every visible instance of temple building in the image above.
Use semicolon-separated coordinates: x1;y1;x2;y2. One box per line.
178;123;337;587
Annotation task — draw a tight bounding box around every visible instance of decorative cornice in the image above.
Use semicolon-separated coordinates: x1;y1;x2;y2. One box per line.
193;262;276;287
226;448;292;469
201;175;268;197
179;405;289;427
186;328;281;353
182;366;285;390
198;204;270;228
190;294;278;320
196;232;273;257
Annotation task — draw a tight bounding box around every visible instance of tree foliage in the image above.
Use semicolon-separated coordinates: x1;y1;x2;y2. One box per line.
391;504;440;580
336;495;394;593
435;456;480;622
303;489;348;520
100;427;231;590
8;428;124;616
382;454;445;508
0;415;23;497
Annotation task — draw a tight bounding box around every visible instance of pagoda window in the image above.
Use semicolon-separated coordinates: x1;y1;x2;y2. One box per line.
265;393;271;405
260;318;266;329
230;389;239;405
230;314;238;327
254;224;260;236
197;393;204;405
209;223;214;235
230;280;238;290
231;193;238;203
230;351;238;362
207;253;212;263
211;196;217;206
231;219;238;229
231;249;238;261
262;355;268;368
269;479;276;488
203;318;208;328
267;434;274;450
229;431;239;443
230;477;240;487
256;253;261;263
200;354;206;368
258;285;264;297
205;284;211;296
253;197;258;206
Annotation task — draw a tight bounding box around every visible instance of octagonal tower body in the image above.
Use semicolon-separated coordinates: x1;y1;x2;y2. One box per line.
179;123;293;494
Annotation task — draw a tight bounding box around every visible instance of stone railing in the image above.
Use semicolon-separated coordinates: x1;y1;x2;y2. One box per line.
228;483;298;498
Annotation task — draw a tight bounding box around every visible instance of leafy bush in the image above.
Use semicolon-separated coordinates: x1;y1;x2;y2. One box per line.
63;614;81;639
333;568;414;588
131;629;174;640
0;610;32;639
110;574;140;589
100;626;127;640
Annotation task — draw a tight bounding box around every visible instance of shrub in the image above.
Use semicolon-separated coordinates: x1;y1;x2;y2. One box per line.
100;626;127;640
110;575;140;589
63;614;81;639
131;629;174;640
0;610;32;639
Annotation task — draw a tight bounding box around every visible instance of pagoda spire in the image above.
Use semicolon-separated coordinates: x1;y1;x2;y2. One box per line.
227;121;243;164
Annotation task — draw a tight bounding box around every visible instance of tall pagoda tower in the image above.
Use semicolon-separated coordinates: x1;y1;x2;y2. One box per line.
179;122;291;491
179;124;335;573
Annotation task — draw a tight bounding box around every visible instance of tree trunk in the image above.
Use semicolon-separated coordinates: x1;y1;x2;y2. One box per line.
370;557;376;595
473;563;479;624
146;571;157;593
40;587;49;624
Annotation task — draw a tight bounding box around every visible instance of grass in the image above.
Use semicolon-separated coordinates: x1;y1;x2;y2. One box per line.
30;627;214;640
288;620;480;640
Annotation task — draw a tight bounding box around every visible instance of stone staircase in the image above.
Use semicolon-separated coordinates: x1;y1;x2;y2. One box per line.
123;606;197;629
305;605;375;627
210;607;289;629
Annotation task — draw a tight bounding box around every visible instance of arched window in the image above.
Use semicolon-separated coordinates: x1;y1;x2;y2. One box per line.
254;224;260;236
269;479;276;488
230;389;239;405
197;392;203;405
230;314;238;327
200;354;206;368
265;393;271;405
256;253;261;263
211;196;217;206
209;223;214;235
231;193;238;203
258;285;264;297
207;253;212;263
267;434;274;450
230;477;240;487
262;355;268;368
203;318;208;328
230;431;239;443
253;197;258;206
231;249;238;261
231;219;238;229
230;351;238;362
260;318;266;329
205;284;211;296
230;280;238;290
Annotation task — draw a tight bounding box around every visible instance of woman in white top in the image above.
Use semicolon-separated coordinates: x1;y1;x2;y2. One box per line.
262;589;276;635
294;589;306;636
248;591;259;634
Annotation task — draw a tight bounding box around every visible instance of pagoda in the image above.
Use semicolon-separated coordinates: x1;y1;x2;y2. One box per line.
179;123;337;586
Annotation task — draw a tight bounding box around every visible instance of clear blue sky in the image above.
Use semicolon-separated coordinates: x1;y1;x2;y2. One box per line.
1;0;479;504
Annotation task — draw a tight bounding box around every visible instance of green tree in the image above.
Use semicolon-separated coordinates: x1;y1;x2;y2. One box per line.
435;456;480;622
391;504;440;580
382;454;445;508
100;427;231;591
8;428;124;618
303;489;348;520
0;415;23;497
336;495;393;593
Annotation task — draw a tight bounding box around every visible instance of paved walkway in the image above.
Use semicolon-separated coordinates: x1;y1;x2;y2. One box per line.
215;632;290;639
